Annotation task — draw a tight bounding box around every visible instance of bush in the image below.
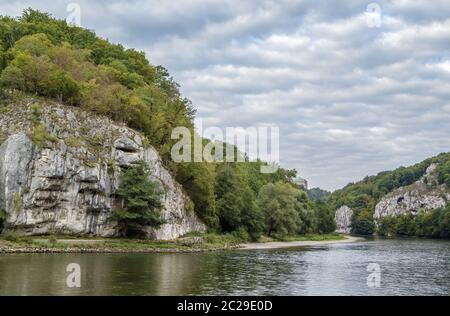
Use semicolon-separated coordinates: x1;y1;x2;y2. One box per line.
32;124;56;148
378;216;397;236
351;209;375;235
378;207;450;238
1;231;19;242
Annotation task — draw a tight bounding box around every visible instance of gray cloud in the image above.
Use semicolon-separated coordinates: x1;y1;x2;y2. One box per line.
1;0;449;190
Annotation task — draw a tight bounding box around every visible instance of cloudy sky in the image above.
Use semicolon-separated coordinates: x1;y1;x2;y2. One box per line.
1;0;450;190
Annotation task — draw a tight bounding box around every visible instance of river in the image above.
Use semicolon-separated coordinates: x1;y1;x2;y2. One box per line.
0;238;448;296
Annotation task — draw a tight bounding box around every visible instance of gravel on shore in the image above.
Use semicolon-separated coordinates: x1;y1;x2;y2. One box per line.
239;235;364;250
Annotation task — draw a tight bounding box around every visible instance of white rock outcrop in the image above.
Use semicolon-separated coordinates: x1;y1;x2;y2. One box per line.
374;164;449;225
335;205;353;234
0;101;206;240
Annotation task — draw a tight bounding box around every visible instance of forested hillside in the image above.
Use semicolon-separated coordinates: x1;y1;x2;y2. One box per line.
0;10;336;239
327;152;450;237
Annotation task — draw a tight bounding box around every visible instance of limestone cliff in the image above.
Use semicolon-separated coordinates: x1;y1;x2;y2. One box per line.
0;98;206;240
334;205;353;234
333;163;450;234
373;164;450;225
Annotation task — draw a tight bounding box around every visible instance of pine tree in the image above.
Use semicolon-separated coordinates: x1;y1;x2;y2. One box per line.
113;161;164;237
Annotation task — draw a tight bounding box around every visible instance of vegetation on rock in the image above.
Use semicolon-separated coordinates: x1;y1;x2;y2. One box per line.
377;206;450;238
113;162;164;237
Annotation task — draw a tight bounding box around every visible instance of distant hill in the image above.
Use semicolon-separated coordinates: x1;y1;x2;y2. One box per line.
328;152;450;238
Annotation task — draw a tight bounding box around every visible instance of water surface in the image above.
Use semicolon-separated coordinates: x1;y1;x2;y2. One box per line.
0;238;448;295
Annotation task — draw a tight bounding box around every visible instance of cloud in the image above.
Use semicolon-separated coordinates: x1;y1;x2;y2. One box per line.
0;0;449;190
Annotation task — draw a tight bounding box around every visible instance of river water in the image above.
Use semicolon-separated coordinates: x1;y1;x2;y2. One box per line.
0;238;448;296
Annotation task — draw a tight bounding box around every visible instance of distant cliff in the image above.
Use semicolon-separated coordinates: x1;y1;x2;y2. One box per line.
330;154;450;236
0;98;206;239
373;164;449;224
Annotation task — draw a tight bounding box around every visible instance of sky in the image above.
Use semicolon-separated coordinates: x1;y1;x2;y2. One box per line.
1;0;449;191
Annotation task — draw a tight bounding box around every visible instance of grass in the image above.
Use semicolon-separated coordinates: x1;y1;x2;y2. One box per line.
0;232;346;253
0;233;240;252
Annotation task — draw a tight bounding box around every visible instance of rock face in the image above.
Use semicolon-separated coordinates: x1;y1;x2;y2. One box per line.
334;205;353;234
374;164;450;224
0;100;206;240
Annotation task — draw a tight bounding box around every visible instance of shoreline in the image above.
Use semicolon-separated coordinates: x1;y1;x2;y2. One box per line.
0;246;240;254
0;235;363;254
239;235;364;250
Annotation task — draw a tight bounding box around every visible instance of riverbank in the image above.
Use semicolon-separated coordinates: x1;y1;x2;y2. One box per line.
0;233;352;254
240;235;364;250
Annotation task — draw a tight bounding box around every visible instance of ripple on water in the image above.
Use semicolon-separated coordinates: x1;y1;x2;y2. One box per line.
0;238;448;295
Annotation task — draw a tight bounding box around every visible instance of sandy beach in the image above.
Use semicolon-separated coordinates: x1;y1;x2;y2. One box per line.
239;235;364;250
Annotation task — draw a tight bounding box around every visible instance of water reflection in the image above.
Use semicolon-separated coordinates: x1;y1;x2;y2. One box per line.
0;238;449;296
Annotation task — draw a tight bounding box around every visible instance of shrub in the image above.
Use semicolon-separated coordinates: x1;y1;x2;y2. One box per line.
2;232;19;242
351;209;375;235
32;124;56;148
378;207;450;238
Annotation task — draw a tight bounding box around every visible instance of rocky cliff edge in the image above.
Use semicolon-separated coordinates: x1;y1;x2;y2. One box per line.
0;98;206;240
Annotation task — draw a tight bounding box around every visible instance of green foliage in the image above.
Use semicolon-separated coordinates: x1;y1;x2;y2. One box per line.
176;161;218;229
314;201;336;234
0;64;25;90
113;162;164;237
11;192;23;214
307;187;331;201
378;206;450;238
1;232;19;242
258;182;301;237
215;164;244;231
32;123;56;148
351;209;375;235
437;160;450;188
0;208;6;232
328;154;448;211
325;152;450;235
215;163;263;237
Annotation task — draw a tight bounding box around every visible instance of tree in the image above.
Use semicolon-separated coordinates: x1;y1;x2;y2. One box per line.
307;188;331;201
295;190;316;234
259;182;301;237
314;201;336;234
10;33;52;56
113;162;164;237
0;43;6;72
0;65;25;90
175;161;218;229
215;164;243;232
41;69;80;104
239;186;264;238
351;209;375;235
437;160;450;188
